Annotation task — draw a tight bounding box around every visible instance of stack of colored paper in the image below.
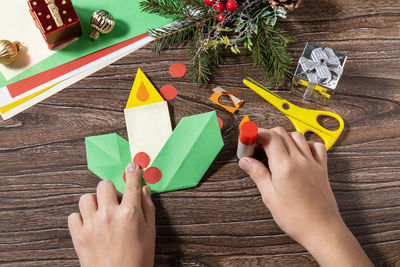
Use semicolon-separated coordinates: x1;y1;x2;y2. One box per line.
0;0;173;120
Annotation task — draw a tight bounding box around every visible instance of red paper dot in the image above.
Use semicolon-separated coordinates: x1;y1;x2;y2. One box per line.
143;167;162;184
133;152;151;169
217;117;223;130
160;85;178;100
169;63;187;78
123;171;127;183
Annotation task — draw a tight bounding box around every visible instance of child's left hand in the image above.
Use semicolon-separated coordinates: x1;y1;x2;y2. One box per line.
68;163;156;267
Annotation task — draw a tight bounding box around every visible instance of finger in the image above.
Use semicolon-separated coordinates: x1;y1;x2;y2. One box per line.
257;129;289;163
68;212;83;239
289;131;312;157
121;163;142;209
239;157;273;201
141;186;156;225
271;127;298;155
79;194;97;221
308;141;327;164
96;180;118;210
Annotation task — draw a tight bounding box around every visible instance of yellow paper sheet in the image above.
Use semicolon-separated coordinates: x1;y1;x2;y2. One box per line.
0;83;58;114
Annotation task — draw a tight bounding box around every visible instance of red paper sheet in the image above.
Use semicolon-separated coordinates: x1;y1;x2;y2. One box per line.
7;33;148;98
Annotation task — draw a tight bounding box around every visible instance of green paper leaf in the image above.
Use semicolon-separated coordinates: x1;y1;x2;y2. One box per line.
146;111;224;194
86;133;131;193
86;112;224;194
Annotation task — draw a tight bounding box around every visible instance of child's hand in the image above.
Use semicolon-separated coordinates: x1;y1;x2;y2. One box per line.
239;127;373;267
68;163;156;267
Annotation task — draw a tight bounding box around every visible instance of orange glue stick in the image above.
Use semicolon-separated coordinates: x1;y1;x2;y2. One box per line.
237;121;258;159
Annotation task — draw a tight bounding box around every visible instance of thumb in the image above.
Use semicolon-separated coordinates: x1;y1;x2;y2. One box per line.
239;157;273;197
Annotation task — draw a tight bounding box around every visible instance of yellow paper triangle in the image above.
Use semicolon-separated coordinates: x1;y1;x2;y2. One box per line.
125;68;164;109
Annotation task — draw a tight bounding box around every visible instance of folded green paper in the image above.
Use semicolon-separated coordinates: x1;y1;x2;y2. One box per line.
85;112;224;194
145;111;224;194
85;133;131;193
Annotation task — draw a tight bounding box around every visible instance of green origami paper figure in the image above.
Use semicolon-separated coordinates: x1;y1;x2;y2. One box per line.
145;111;224;194
85;133;131;193
85;112;224;194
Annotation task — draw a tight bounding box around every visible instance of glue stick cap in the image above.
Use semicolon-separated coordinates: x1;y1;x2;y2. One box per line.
239;121;258;145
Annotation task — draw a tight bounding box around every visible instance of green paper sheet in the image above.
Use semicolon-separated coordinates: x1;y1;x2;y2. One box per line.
0;0;173;86
86;133;131;193
146;111;224;194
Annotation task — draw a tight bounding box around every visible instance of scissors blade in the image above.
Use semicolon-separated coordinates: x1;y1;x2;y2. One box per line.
243;77;286;112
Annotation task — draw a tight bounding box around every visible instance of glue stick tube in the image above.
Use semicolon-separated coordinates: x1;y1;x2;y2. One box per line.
237;121;259;159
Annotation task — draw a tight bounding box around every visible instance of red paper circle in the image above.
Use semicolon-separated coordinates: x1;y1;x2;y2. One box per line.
123;171;127;183
217;117;223;130
133;152;151;169
169;63;187;78
143;167;162;184
160;85;178;100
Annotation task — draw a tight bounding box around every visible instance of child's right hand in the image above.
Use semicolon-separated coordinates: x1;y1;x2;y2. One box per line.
239;127;373;267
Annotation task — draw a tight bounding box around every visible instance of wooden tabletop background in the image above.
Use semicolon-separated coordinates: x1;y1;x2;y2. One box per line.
1;0;399;266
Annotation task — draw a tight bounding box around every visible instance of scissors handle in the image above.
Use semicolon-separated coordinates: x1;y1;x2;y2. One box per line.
288;109;345;151
243;77;344;151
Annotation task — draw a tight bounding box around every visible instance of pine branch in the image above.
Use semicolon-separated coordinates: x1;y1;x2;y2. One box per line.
149;21;196;52
251;23;292;86
139;0;194;21
183;0;209;15
189;28;212;85
148;16;213;53
139;0;295;85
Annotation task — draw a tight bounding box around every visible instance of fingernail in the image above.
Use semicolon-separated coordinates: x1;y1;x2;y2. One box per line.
239;158;250;173
143;186;151;196
128;163;136;172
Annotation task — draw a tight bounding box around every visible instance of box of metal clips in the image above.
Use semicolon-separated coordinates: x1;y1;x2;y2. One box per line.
292;42;347;105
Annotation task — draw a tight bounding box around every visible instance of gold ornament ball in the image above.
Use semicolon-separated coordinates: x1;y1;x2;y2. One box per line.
89;10;115;40
0;40;21;65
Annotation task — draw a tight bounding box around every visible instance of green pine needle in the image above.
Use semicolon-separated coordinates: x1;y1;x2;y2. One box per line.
150;22;196;53
139;0;191;21
189;29;212;84
252;24;292;86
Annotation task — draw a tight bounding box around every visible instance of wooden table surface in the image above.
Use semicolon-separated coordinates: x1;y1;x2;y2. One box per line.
1;0;399;266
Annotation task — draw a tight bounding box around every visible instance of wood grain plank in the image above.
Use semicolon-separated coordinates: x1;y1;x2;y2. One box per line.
0;0;399;266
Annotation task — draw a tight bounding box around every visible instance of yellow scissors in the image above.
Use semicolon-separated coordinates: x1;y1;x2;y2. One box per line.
243;77;344;151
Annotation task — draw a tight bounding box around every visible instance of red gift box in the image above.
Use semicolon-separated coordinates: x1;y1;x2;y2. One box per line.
28;0;82;49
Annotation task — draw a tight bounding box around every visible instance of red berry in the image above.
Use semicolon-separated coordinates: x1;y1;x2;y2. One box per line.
214;1;225;12
226;0;238;11
204;0;215;6
217;13;225;21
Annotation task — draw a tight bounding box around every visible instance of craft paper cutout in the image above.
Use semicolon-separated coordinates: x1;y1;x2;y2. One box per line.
209;87;244;113
124;101;172;162
144;111;224;194
125;68;165;109
143;167;162;184
160;85;178;100
218;117;223;130
239;115;250;130
86;133;131;193
169;63;187;78
133;152;151;169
